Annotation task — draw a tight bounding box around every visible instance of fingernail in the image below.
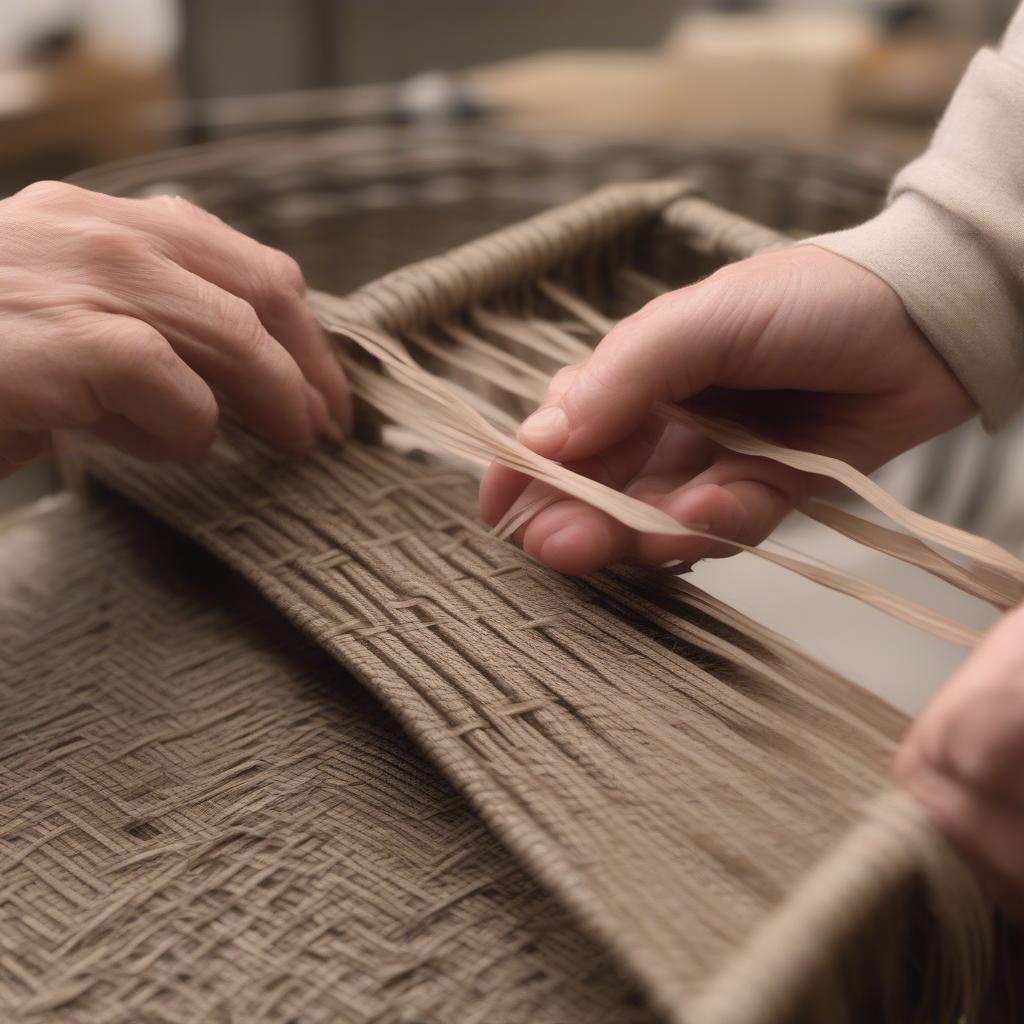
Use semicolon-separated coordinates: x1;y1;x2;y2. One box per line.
518;406;569;455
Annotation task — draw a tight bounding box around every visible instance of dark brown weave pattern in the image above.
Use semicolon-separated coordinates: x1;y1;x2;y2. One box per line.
0;495;653;1024
75;435;907;1021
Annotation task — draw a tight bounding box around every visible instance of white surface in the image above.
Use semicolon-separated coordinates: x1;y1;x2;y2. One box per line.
0;0;177;69
692;508;998;717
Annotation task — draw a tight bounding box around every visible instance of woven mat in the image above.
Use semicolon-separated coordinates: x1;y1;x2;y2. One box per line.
0;492;655;1023
65;434;910;1021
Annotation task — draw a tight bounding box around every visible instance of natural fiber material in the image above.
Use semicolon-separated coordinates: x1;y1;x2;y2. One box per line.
73;430;903;1016
68;127;895;296
4;162;1022;1020
66;166;1023;1014
309;182;1021;645
0;494;654;1023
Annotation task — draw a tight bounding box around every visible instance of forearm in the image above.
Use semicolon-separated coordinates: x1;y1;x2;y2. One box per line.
804;8;1024;429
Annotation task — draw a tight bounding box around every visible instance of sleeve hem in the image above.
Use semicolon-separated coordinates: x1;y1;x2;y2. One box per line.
800;194;1024;431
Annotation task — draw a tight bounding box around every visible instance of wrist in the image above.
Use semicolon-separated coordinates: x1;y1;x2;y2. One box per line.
802;194;1015;430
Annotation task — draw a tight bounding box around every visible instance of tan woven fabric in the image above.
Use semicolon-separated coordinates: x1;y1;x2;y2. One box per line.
75;434;903;1011
0;494;654;1023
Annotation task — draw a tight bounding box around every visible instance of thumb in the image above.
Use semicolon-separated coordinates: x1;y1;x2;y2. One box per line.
516;278;740;462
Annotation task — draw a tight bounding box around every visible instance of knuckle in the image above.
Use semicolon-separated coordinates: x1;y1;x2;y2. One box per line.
546;362;582;400
576;353;621;398
217;297;269;359
638;290;678;315
15;179;82;207
78;223;148;265
621;288;684;328
148;193;208;220
98;319;171;382
598;314;647;354
177;392;219;461
262;249;306;299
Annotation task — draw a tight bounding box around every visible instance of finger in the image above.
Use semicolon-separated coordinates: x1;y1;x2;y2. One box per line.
491;419;715;574
633;454;809;565
544;362;583;402
898;604;1024;797
512;469;713;575
112;263;318;454
512;457;798;574
479;366;589;526
896;765;1024;924
893;604;1024;921
479;462;533;528
638;479;793;566
123;195;352;429
489;425;803;576
86;315;220;461
90;414;188;462
304;379;343;442
505;420;667;574
516;278;758;462
630;418;718;480
520;497;633;575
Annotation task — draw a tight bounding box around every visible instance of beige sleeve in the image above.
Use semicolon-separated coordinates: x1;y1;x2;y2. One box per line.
803;9;1024;429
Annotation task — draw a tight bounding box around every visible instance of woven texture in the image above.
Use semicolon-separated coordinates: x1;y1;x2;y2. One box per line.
0;494;654;1023
73;429;916;1018
69;127;893;296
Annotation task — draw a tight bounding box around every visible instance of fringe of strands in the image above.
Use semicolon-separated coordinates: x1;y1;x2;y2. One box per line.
303;183;1023;1020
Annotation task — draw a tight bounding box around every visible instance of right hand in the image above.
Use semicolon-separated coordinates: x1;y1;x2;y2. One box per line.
481;245;975;575
0;181;350;477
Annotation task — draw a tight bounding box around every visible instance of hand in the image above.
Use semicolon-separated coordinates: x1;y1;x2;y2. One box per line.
480;245;975;574
895;605;1024;922
0;181;350;477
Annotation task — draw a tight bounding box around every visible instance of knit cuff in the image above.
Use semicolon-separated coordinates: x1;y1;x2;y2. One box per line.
802;192;1024;431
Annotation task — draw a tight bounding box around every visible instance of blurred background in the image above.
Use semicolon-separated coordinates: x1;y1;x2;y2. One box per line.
1;0;1018;192
2;0;1022;711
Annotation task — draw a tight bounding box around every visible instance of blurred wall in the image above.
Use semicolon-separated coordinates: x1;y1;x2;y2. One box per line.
178;0;686;98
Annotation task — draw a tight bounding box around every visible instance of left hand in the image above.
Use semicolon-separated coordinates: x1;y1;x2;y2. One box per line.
0;181;350;476
895;604;1024;922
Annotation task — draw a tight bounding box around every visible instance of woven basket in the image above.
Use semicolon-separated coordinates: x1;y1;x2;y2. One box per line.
8;127;1017;1021
69;125;892;295
73;122;1014;546
41;173;1017;1022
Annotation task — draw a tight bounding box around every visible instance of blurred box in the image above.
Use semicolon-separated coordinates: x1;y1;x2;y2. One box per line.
469;50;680;131
666;12;875;144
